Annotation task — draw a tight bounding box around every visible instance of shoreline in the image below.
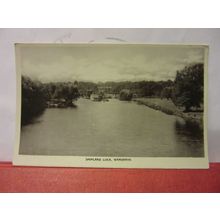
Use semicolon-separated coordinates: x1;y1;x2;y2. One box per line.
133;98;203;124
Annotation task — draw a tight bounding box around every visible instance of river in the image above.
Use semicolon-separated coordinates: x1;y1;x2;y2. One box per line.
20;98;204;157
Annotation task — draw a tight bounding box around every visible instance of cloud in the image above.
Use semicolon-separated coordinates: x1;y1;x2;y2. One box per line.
20;45;205;82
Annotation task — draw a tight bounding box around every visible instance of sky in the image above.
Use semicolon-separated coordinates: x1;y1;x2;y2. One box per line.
19;44;205;83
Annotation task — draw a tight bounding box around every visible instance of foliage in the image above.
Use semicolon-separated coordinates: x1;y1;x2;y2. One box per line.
78;81;98;96
119;89;133;101
161;86;173;100
21;63;204;126
22;78;81;125
21;76;47;125
54;83;80;101
43;82;80;101
172;63;204;112
94;80;173;97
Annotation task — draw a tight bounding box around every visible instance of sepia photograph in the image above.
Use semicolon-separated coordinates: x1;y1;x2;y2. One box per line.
13;43;208;168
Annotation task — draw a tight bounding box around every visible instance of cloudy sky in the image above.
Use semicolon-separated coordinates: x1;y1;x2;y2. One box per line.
19;44;205;83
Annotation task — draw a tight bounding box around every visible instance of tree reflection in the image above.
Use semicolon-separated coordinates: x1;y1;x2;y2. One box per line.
175;119;203;140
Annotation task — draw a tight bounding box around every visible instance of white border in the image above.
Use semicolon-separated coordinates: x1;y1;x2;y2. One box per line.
0;0;219;27
2;194;220;220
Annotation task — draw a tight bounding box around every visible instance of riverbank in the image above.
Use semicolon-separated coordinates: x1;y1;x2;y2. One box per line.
133;98;203;124
20;97;204;157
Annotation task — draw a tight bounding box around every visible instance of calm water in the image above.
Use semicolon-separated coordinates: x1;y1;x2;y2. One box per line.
20;98;204;157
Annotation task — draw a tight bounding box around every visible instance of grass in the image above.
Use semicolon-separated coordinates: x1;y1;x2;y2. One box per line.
133;97;203;123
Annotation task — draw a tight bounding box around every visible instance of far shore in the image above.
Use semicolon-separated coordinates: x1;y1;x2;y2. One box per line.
133;98;203;124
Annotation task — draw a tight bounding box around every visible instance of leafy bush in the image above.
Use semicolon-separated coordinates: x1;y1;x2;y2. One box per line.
21;76;47;125
172;63;204;112
119;89;133;101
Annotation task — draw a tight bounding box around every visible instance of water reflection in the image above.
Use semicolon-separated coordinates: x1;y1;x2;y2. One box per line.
174;118;204;157
20;98;204;157
175;119;203;139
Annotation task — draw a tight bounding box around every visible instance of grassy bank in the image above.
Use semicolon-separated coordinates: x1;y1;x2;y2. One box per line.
133;98;203;123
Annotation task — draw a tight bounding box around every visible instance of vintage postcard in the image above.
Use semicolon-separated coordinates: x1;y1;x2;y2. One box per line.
13;43;209;168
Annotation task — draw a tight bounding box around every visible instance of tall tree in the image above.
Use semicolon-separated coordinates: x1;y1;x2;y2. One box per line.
172;63;204;112
21;76;46;125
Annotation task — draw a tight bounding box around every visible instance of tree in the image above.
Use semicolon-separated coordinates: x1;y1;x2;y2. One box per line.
161;86;173;99
172;63;204;112
53;83;79;98
21;76;47;125
119;89;133;101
